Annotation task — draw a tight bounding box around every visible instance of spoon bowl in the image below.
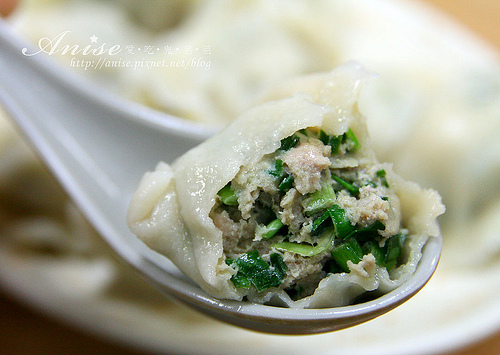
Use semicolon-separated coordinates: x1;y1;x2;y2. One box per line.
0;18;441;334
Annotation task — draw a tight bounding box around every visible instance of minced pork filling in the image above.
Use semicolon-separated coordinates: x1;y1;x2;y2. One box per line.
210;127;406;300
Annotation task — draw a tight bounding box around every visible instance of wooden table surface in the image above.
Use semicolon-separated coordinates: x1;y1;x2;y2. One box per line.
1;1;500;354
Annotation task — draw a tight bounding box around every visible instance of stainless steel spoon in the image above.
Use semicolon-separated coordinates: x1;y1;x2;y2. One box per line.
0;18;441;334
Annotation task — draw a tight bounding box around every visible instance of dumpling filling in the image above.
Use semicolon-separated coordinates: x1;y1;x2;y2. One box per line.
211;127;405;300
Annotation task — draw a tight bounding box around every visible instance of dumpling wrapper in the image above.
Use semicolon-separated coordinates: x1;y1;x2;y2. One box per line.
127;63;445;308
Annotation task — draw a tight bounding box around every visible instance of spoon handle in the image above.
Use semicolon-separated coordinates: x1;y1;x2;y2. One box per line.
0;17;210;273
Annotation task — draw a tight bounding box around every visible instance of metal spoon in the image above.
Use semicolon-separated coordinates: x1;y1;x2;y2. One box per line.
0;19;441;334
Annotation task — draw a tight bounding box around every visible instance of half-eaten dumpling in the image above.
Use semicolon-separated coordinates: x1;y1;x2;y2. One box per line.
127;63;445;308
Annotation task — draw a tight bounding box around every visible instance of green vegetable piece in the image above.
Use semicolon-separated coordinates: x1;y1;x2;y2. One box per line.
331;238;363;273
303;184;336;216
272;227;335;257
230;250;285;292
230;271;252;288
362;241;386;266
279;174;294;192
344;128;361;151
332;175;359;196
311;210;331;235
270;253;288;280
279;134;300;151
322;259;344;275
270;159;293;192
365;181;377;188
385;233;407;270
269;159;283;177
269;160;282;177
319;130;330;145
226;258;252;288
261;218;285;240
217;183;238;206
328;204;355;239
272;242;315;256
376;169;389;187
316;129;342;154
329;135;342;154
346;220;385;243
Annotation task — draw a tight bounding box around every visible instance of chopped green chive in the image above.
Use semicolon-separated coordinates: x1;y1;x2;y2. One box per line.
303;184;336;216
269;159;283;177
279;134;300;151
329;135;342;154
279;174;294;192
272;227;335;257
272;241;315;257
384;233;407;271
328;204;355;239
376;169;389;187
346;220;385;243
332;175;359;196
270;252;288;280
311;204;354;238
217;183;238;206
331;238;364;273
311;210;331;235
307;128;357;155
269;158;294;192
344;128;361;152
227;250;287;292
260;218;285;240
230;270;252;288
319;130;330;145
225;257;251;288
362;241;386;266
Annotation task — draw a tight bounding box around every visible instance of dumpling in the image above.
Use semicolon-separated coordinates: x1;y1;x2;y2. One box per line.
127;63;445;308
